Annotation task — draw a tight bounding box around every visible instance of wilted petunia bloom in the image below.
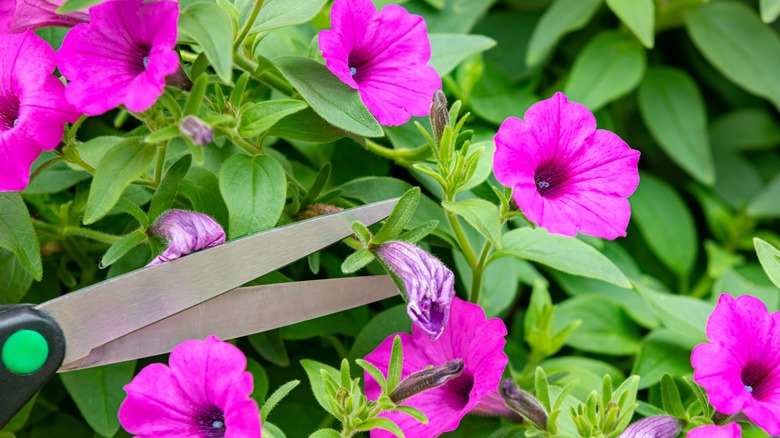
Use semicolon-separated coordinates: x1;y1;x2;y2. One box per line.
2;0;89;34
56;0;180;116
0;31;80;191
687;423;741;437
493;92;640;239
692;294;780;435
148;210;226;266
618;416;682;438
119;335;261;437
364;297;508;437
375;241;455;340
318;0;441;126
180;115;214;146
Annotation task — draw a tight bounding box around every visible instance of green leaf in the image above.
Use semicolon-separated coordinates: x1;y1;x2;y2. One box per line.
542;356;625;401
372;187;420;244
24;159;89;195
754;238;780;289
564;31;646;111
308;429;341;438
535;367;552;413
710;108;780;152
442;199;502;249
605;0;654;48
631;330;696;389
496;228;631;288
555;295;641;355
392;406;428;424
0;249;33;304
144;126;181;144
261;380;300;420
262;422;288;438
748;173;780;219
249;330;289;367
100;230;147;269
60;361;136;438
387;336;403;390
660;374;687;419
247;358;269;405
148;154;192;224
183;74;209;117
348;304;410;361
179;2;234;84
57;0;103;13
341;249;375;274
638;67;714;184
630;172;698;276
251;0;327;33
355;417;404;437
355;359;387;389
526;0;603;66
269;108;346;143
686;2;780;112
84;138;154;224
761;0;780;23
0;193;42;280
219;154;286;239
428;33;496;76
239;100;309;137
179;167;229;228
300;359;340;416
1;393;37;433
634;281;712;340
274;56;383;137
397;220;438;244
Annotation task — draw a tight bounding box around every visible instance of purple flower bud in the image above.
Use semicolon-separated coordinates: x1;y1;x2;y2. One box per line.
429;89;449;145
389;359;464;404
618;416;682;438
500;378;548;430
179;115;213;146
147;210;225;266
375;241;455;340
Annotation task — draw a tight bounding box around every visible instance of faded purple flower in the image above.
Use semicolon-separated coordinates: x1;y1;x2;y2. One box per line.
687;423;741;438
119;335;261;437
0;31;80;191
618;416;681;438
375;241;455;340
365;297;508;437
2;0;89;34
148;210;226;266
318;0;441;126
692;294;780;435
493;92;640;239
56;0;180;116
180;115;213;146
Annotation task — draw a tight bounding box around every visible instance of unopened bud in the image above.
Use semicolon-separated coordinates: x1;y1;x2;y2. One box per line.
389;359;464;404
429;89;449;145
618;416;682;438
179;115;213;146
147;210;225;266
500;378;548;430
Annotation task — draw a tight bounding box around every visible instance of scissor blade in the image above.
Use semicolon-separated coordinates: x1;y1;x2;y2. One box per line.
38;198;398;366
59;276;399;371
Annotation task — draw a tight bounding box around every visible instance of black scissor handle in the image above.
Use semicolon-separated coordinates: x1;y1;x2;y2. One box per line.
0;305;65;428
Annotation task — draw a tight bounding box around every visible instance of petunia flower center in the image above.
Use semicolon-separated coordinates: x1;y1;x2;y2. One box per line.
0;93;20;131
741;363;775;400
534;160;569;198
196;405;226;438
442;372;475;411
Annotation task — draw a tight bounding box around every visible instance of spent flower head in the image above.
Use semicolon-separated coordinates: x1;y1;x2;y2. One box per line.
148;210;226;266
493;92;640;239
617;416;682;438
2;0;89;34
118;335;261;437
318;0;441;126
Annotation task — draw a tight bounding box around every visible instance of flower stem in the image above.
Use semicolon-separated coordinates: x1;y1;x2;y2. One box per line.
234;53;294;95
470;240;494;304
67;114;88;144
234;0;265;50
218;127;263;155
446;210;477;270
360;138;431;164
29;156;63;182
32;219;122;245
153;142;168;185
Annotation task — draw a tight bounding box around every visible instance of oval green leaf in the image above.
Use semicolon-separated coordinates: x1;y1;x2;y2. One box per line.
495;227;631;288
686;2;780;112
755;238;780;290
428;33;496;76
638;67;714;185
179;2;234;84
219;154;287;239
564;31;646;111
274;56;383;138
606;0;655;48
442;198;502;249
526;0;603;66
761;0;780;23
251;0;328;33
239;99;309;137
555;295;642;355
0;193;42;280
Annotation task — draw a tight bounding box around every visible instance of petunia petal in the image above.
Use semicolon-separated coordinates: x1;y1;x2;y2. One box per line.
687;423;742;438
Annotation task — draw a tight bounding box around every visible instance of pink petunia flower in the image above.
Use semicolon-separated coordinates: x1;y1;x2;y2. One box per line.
493;92;640;239
56;0;180;116
318;0;442;126
687;423;741;437
118;335;261;437
147;210;226;266
0;31;80;191
374;241;455;340
692;294;780;435
364;297;508;437
2;0;89;34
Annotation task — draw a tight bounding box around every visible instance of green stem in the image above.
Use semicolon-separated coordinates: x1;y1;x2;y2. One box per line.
62;146;96;174
234;54;294;95
157;92;182;120
360;138;431;164
218;127;263;154
446;209;477;270
153;143;168;185
67;114;88;143
32;220;122;245
470;241;493;304
29;156;63;182
234;0;265;50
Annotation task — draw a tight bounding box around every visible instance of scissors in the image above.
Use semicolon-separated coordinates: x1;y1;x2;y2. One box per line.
0;198;400;427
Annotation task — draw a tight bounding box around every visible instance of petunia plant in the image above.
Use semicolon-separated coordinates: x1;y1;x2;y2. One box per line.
2;0;780;437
